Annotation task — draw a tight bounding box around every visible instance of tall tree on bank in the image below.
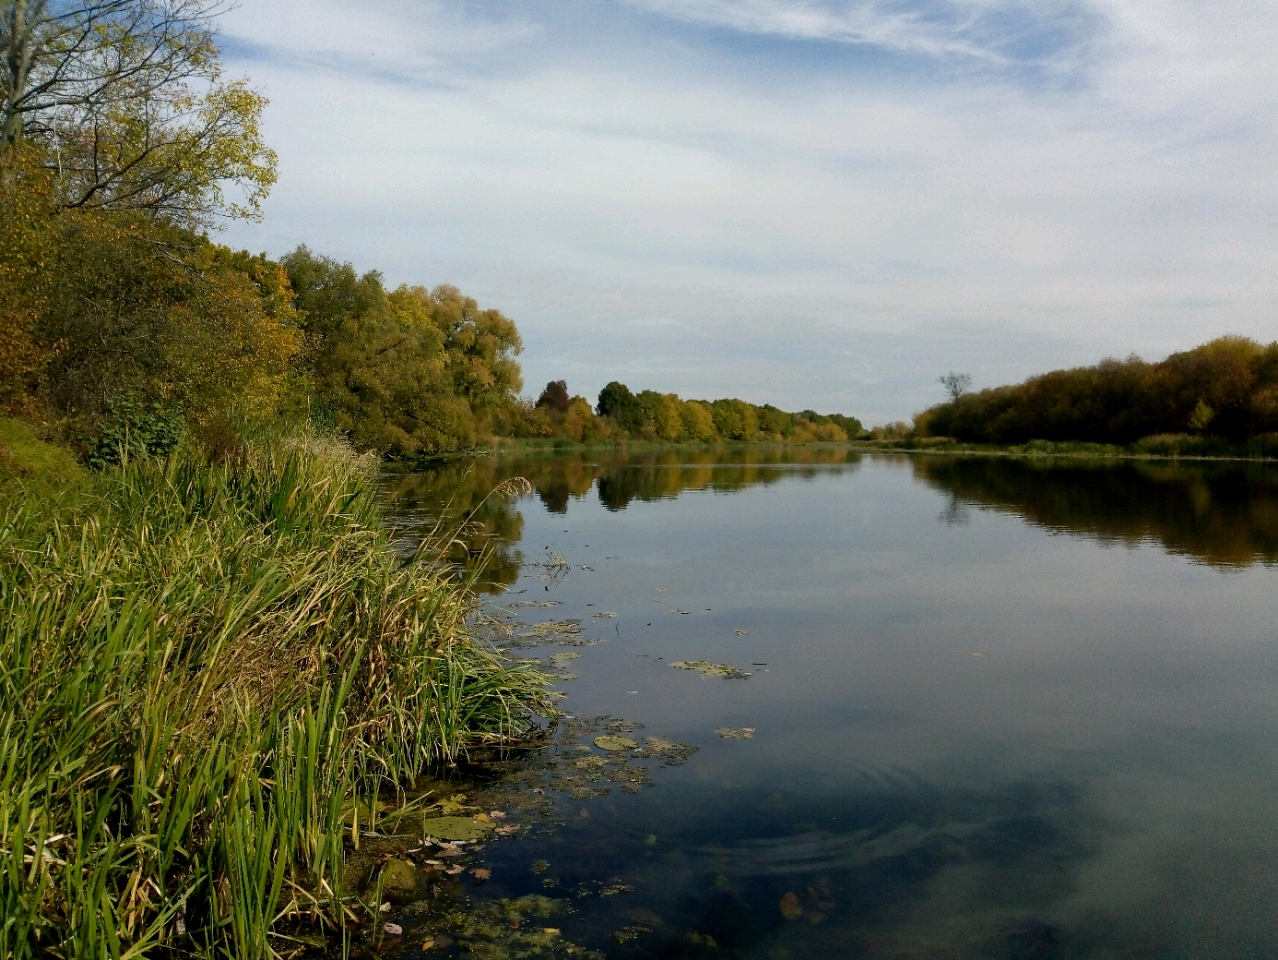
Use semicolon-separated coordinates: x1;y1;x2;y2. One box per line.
1;0;276;226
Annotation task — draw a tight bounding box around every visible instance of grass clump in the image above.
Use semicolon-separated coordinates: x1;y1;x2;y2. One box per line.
0;417;89;497
0;434;553;958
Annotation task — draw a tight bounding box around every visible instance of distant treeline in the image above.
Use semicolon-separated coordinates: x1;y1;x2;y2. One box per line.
522;378;863;445
2;182;860;461
918;337;1278;445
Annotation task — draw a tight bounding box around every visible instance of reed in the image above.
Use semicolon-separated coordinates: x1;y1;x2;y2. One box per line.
0;434;553;958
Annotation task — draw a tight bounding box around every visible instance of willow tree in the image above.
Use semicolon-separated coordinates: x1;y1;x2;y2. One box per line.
1;0;275;226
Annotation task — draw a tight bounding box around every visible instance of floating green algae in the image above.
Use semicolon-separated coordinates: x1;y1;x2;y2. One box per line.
420;816;495;841
409;894;601;960
593;735;638;751
527;619;582;637
670;660;750;679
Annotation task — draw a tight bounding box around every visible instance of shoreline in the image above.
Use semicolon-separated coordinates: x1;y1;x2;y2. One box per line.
397;435;1278;466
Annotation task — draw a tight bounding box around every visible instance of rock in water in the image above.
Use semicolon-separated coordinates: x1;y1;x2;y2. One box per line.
779;891;804;921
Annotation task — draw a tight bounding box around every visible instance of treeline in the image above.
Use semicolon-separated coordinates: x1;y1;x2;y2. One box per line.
918;337;1278;446
2;176;860;460
522;378;863;444
1;164;526;461
0;0;861;466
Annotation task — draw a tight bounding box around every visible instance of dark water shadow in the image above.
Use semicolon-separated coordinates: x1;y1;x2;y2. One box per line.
470;761;1100;960
910;456;1278;568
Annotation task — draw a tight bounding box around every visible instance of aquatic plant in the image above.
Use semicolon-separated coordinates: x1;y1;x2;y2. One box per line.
0;434;554;957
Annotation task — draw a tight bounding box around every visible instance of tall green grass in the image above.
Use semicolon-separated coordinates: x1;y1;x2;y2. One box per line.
0;435;553;958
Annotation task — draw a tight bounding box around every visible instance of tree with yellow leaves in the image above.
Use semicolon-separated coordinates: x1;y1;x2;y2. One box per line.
1;0;276;226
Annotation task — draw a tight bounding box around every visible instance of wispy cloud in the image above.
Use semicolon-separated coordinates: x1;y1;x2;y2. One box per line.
623;0;1097;70
217;0;1278;425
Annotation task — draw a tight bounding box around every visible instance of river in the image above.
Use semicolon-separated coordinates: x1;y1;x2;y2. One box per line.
379;447;1278;960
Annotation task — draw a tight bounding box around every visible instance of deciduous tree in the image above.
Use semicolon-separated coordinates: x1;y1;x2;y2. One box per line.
1;0;276;226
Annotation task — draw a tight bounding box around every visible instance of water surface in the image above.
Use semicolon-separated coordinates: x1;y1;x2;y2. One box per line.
383;449;1278;960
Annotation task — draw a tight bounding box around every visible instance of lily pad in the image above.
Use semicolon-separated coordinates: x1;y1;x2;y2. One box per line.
420;816;494;841
593;735;638;751
670;660;750;679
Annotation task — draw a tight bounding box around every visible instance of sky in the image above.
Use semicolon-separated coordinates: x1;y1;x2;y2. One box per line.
217;0;1278;426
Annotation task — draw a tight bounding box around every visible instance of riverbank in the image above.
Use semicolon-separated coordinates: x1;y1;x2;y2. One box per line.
0;428;554;958
482;433;1278;463
847;433;1278;461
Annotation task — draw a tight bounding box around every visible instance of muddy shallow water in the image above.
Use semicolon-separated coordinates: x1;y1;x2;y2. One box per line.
378;448;1278;960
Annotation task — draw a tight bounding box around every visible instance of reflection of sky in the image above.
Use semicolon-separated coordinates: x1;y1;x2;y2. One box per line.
409;455;1278;957
219;0;1278;426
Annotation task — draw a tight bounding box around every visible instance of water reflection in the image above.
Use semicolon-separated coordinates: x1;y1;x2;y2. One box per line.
385;450;1278;587
378;449;1278;959
912;456;1278;567
381;447;864;591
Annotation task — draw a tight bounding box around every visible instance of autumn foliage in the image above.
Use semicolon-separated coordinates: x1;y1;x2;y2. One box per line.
918;338;1278;445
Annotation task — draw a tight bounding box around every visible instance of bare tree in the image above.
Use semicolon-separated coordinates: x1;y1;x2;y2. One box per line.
938;371;972;402
1;0;275;224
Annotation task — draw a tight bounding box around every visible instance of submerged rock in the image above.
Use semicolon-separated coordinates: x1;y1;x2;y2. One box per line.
380;859;420;904
779;891;803;921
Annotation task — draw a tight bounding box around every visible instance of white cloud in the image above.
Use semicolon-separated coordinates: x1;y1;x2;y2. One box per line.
217;0;1278;425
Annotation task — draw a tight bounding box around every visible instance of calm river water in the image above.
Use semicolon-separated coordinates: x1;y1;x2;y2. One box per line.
381;448;1278;960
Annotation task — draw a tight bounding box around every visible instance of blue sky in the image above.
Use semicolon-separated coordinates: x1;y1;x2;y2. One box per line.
218;0;1278;425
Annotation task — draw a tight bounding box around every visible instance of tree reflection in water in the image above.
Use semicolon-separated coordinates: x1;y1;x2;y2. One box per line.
912;455;1278;567
380;446;865;592
381;449;1278;596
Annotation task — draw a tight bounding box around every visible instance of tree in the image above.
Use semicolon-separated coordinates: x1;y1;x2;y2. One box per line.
427;284;522;409
1;0;276;226
32;212;300;442
680;400;716;441
636;390;682;441
939;372;972;402
536;380;570;413
0;146;56;393
282;245;386;338
597;381;643;434
709;398;758;441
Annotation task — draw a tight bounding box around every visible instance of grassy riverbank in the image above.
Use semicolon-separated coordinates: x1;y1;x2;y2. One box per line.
847;433;1278;461
0;431;553;958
